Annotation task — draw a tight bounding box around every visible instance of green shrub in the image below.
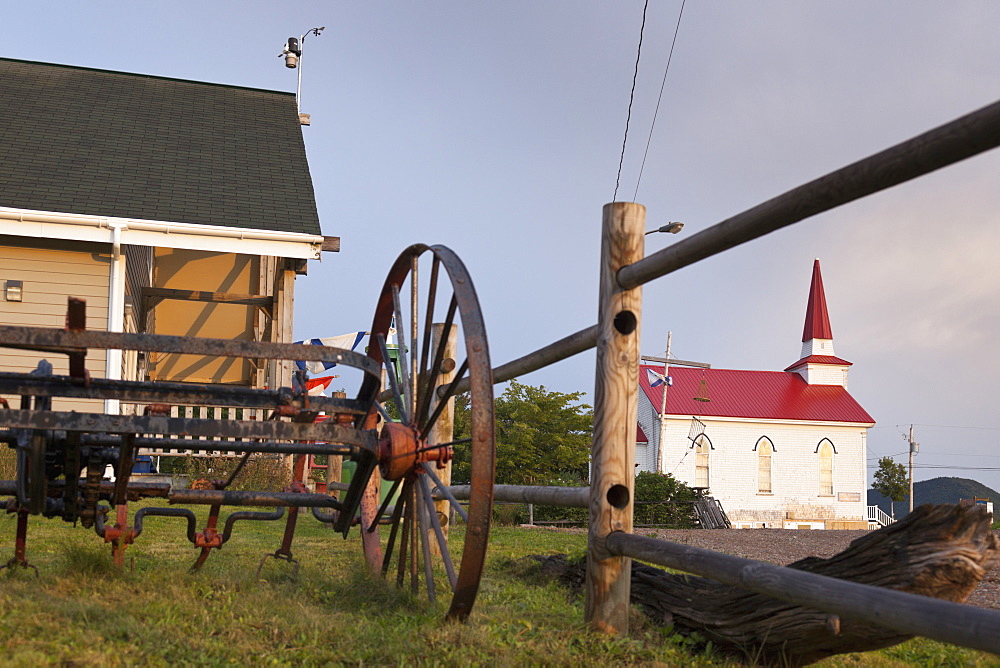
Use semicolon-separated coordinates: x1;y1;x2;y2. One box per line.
634;471;697;528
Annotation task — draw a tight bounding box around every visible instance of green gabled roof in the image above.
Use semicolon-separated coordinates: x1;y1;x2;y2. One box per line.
0;58;321;236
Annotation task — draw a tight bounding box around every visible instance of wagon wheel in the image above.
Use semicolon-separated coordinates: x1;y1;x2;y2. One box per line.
359;244;495;621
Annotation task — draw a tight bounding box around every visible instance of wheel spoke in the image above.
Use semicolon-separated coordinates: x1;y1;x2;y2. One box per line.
422;462;468;523
367;478;402;533
418;473;457;591
408;482;419;593
415;293;458;429
419;256;441;379
374;401;392;423
417;482;437;603
410;255;419;422
395;485;412;586
376;332;408;424
391;285;412;421
421;358;468;437
382;478;409;577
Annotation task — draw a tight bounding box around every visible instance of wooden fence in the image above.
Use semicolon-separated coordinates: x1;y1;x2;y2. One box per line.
443;98;1000;651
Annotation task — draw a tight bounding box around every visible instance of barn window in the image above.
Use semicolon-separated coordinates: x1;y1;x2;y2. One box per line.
695;435;711;489
757;438;773;494
819;440;834;496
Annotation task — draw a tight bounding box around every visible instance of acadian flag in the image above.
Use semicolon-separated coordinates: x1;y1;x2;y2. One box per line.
646;368;673;388
294;332;368;373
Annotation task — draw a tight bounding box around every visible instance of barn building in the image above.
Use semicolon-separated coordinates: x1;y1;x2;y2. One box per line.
637;260;875;529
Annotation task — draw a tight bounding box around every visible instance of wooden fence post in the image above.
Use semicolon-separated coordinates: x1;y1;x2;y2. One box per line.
428;322;457;554
585;201;644;634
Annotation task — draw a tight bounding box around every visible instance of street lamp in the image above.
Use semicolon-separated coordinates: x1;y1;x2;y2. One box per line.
645;222;684;236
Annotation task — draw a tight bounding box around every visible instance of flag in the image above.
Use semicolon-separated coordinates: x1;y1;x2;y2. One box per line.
306;375;337;396
646;368;673;388
294;332;367;373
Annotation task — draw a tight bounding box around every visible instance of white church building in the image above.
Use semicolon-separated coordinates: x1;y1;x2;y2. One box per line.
637;260;875;530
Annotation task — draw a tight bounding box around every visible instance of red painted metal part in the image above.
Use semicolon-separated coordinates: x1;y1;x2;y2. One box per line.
639;364;875;424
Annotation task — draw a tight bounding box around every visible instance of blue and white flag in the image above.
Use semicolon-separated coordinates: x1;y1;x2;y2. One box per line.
646;368;673;388
295;332;367;373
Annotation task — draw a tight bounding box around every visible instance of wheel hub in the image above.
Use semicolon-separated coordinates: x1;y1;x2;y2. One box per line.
377;422;452;481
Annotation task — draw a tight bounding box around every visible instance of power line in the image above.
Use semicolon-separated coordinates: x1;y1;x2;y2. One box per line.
633;0;686;201
613;0;649;202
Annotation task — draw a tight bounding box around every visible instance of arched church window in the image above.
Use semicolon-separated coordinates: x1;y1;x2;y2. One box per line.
695;435;711;489
818;440;834;496
756;438;773;494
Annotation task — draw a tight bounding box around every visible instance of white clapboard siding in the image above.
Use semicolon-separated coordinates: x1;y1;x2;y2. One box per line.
0;242;110;413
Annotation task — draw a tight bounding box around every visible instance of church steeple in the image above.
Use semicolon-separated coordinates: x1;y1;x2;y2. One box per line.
785;259;852;386
802;259;833;345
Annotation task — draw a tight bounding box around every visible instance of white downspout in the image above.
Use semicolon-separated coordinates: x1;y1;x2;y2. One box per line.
104;221;127;415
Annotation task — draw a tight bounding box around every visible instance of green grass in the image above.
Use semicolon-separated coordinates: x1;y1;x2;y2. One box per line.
0;503;995;666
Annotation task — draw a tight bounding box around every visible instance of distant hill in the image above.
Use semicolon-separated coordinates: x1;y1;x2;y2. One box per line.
867;477;999;519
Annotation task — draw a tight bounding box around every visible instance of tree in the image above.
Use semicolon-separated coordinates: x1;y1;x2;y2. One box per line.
872;456;909;519
452;380;593;486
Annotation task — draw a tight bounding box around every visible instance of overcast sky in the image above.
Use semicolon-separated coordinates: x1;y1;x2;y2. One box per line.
4;2;999;491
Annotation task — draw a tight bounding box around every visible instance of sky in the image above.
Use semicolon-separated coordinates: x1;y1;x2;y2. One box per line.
3;2;999;490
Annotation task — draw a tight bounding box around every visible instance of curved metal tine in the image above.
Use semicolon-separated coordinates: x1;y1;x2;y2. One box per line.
417;480;437;603
376;332;408;425
367;478;403;533
421;462;469;523
381;479;410;577
418;473;457;591
415;293;458;429
391;285;412;421
419;256;441;378
421;358;469;437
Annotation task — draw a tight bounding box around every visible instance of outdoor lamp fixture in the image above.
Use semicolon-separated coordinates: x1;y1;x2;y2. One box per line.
5;280;23;302
645;222;684;235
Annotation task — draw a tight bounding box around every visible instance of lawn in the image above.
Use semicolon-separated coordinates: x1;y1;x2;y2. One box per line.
0;502;994;666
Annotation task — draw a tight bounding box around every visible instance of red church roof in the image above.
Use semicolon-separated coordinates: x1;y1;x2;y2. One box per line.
802;259;833;342
636;424;648;443
639;364;874;424
784;355;853;372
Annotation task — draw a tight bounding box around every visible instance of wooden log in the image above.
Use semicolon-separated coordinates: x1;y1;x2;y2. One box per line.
535;504;1000;665
586;202;644;634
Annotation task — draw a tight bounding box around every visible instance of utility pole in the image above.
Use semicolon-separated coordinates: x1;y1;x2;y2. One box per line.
908;425;919;513
641;338;710;474
656;333;672;474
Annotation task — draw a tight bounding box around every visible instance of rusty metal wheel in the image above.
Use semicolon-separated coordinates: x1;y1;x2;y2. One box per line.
359;244;495;621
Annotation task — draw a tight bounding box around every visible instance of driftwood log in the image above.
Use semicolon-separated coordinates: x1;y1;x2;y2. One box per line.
533;504;998;665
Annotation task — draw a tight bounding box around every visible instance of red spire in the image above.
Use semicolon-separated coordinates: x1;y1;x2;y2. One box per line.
802;259;833;342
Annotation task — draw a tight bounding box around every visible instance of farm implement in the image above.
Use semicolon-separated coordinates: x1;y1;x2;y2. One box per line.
0;245;495;620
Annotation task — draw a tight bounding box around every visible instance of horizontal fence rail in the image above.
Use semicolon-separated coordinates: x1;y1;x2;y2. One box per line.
448;98;1000;396
605;531;1000;655
445;484;590;508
